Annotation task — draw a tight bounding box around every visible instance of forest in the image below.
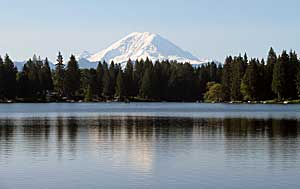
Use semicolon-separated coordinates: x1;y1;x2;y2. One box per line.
0;48;300;103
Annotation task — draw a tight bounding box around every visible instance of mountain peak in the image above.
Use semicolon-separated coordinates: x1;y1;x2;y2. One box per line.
81;32;207;65
78;50;93;60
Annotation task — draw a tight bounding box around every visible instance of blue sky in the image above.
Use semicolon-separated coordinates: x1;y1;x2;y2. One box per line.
0;0;299;62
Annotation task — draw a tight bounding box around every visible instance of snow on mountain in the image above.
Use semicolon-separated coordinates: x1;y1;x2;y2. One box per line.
79;32;210;67
77;51;93;60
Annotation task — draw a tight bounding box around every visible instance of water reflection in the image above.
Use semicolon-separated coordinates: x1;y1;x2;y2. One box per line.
1;117;299;159
1;117;300;188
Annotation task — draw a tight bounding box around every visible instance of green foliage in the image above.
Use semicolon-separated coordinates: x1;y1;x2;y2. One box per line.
96;62;104;97
272;52;287;100
102;61;113;98
3;54;17;99
221;56;232;101
64;55;81;98
1;47;300;103
84;85;93;102
230;55;246;101
265;47;277;98
81;68;98;99
204;82;223;102
115;68;125;99
241;59;259;101
40;58;54;93
124;59;134;97
54;52;65;96
16;56;54;100
140;62;154;100
0;56;5;98
296;67;300;98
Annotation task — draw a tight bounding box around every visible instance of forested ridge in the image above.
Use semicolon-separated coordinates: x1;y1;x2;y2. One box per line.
0;48;300;103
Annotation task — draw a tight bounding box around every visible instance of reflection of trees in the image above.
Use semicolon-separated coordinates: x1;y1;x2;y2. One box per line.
0;120;15;158
0;116;299;170
66;118;79;154
223;118;300;168
0;120;15;141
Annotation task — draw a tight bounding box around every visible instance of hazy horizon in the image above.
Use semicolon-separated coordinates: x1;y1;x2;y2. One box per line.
0;0;300;62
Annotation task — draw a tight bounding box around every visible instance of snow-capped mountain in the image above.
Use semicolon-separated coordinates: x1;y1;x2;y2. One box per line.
79;32;210;67
77;51;93;60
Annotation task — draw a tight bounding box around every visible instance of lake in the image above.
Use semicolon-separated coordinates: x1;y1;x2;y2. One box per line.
0;103;300;189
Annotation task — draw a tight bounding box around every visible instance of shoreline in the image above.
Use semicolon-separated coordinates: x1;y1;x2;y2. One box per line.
0;100;300;104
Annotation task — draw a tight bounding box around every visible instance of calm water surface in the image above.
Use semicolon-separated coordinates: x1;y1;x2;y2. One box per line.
0;103;300;189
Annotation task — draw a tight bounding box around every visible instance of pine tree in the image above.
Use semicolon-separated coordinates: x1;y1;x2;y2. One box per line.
287;51;298;99
230;55;244;101
115;68;125;99
160;60;171;100
133;59;144;96
296;67;300;98
241;59;259;101
265;47;277;99
140;64;154;100
152;61;162;100
88;68;98;98
40;58;53;95
102;62;113;98
24;58;41;98
108;61;116;96
96;62;104;97
17;64;31;99
124;59;134;97
0;56;4;99
64;55;81;98
84;85;93;102
3;54;17;99
54;52;65;97
272;55;286;100
221;56;233;101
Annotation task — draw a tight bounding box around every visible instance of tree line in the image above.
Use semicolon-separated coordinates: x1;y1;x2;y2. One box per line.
0;47;300;102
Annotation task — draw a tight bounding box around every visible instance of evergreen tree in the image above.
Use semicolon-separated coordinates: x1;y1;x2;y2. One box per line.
272;55;286;100
17;64;31;99
64;55;81;98
198;65;210;100
96;62;104;97
102;62;113;98
133;59;144;96
230;55;244;101
124;59;134;97
152;61;163;100
3;54;17;99
40;58;53;95
160;60;171;100
0;56;4;99
265;47;277;99
241;59;259;101
221;56;233;101
115;68;125;99
296;67;300;98
140;63;154;100
54;52;65;96
287;51;298;99
109;61;116;96
84;85;93;102
88;69;98;97
80;69;97;98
